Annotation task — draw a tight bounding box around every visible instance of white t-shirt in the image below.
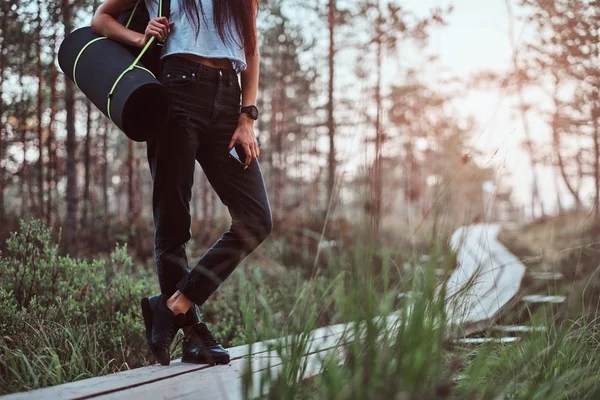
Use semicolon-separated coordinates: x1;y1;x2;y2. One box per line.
144;0;248;73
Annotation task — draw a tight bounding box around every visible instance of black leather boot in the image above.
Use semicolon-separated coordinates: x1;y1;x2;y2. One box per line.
141;294;186;366
181;322;230;365
185;304;201;326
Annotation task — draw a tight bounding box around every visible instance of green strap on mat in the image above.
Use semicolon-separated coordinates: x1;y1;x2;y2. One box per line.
73;37;107;89
73;0;164;123
106;36;157;121
125;0;140;28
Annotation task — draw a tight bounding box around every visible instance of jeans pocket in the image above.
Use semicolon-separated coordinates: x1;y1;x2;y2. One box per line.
161;65;197;87
163;72;195;87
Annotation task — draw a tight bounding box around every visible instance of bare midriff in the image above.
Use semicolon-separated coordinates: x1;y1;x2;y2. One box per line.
169;53;235;72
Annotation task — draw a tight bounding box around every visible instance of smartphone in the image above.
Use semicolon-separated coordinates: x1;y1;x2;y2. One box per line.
228;139;261;166
229;145;246;166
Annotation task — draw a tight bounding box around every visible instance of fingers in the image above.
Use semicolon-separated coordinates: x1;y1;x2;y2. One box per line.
243;143;252;169
147;27;163;42
228;134;237;151
147;24;163;42
149;17;173;42
150;21;168;41
146;26;164;42
245;140;260;170
229;130;259;170
251;141;259;161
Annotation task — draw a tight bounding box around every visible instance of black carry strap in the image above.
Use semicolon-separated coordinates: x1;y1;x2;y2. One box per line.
155;0;172;73
152;0;172;47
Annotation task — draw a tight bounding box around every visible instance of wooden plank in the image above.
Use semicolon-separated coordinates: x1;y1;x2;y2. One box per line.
465;324;548;338
444;224;526;327
93;323;351;400
493;325;546;333
529;271;563;280
522;295;566;304
0;323;349;400
92;315;406;399
456;337;519;344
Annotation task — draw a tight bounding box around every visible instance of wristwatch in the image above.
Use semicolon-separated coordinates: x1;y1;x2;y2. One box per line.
240;105;259;120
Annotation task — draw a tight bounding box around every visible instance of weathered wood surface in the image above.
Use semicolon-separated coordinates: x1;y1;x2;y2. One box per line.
2;314;413;400
457;337;520;344
444;224;526;328
94;324;352;400
529;271;563;280
105;314;410;400
522;295;566;304
2;323;350;400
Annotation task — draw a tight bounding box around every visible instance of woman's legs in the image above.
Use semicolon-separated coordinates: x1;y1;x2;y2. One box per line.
146;90;202;332
167;66;272;314
167;149;272;314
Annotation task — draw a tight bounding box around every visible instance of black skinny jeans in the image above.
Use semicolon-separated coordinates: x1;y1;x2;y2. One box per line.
147;55;272;325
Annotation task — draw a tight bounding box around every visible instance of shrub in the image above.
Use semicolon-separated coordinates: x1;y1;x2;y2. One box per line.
0;219;156;394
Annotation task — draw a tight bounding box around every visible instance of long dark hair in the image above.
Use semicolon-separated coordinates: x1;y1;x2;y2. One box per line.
177;0;258;57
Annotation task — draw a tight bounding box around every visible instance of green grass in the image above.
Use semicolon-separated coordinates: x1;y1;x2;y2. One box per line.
238;224;600;400
2;218;600;398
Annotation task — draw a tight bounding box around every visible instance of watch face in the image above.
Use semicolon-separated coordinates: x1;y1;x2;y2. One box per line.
251;106;259;119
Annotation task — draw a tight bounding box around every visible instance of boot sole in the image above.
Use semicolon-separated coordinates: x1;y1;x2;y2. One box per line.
181;354;230;365
141;297;171;366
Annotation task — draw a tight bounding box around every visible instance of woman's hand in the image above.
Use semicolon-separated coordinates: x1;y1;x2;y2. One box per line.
139;17;174;48
229;115;260;169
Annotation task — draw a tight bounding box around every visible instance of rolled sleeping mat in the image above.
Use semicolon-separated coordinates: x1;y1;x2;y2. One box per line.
57;1;170;142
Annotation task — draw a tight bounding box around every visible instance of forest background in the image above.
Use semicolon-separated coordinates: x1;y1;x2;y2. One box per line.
2;0;600;397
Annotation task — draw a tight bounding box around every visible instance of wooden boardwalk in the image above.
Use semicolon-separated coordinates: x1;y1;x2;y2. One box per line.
4;223;561;399
444;224;526;333
3;323;351;400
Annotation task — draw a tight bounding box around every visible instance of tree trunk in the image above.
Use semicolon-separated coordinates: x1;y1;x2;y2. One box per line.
505;0;544;220
127;139;139;224
64;0;78;253
371;1;383;239
551;84;581;209
82;99;92;228
91;151;98;230
47;58;58;226
576;150;584;203
19;52;27;217
36;0;45;219
102;116;110;232
88;0;101;244
0;6;7;225
327;0;336;208
553;166;563;215
594;116;600;226
279;80;287;214
270;92;281;223
592;30;600;226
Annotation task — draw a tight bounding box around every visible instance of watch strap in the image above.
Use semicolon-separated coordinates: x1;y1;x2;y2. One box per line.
240;105;259;119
